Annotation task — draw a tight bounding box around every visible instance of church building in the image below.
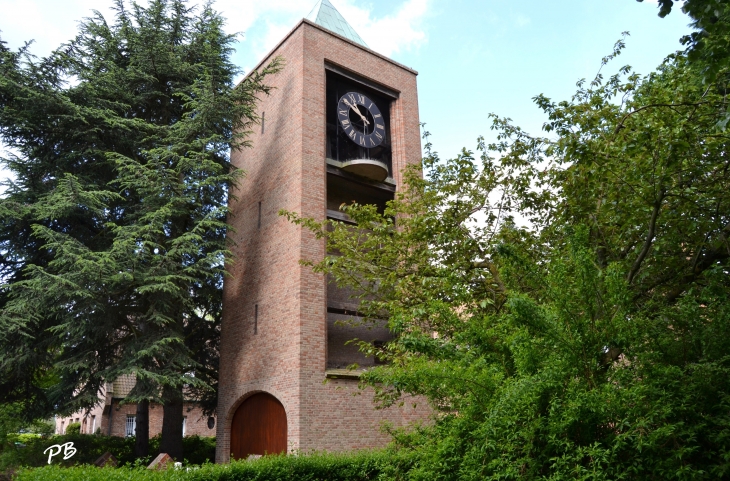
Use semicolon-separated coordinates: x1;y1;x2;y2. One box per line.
216;0;428;462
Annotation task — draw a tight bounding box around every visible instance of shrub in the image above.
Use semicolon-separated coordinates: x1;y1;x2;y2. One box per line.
13;450;406;481
64;424;80;435
148;435;216;466
4;434;217;469
0;405;56;472
15;435;40;445
10;433;135;468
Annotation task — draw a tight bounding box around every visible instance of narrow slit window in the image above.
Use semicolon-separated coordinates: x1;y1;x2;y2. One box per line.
254;304;258;335
261;112;265;134
258;201;262;229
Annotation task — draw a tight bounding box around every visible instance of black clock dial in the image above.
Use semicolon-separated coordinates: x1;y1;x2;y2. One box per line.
337;92;385;149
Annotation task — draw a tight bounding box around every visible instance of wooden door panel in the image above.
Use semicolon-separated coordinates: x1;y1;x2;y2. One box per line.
231;392;287;459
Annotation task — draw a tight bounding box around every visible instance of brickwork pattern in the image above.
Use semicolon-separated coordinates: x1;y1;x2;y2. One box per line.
55;401;215;438
216;19;427;463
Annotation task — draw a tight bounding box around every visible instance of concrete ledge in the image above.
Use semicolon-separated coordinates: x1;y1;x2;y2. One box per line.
326;160;396;190
341;159;389;182
325;369;365;380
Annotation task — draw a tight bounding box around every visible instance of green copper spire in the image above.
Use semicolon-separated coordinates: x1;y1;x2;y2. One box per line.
306;0;369;48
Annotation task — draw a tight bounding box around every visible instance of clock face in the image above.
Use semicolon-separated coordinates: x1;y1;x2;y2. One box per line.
337;92;385;148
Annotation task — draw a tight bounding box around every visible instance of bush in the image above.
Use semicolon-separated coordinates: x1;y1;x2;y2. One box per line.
10;433;135;468
15;435;41;445
0;405;56;472
13;450;406;481
64;424;80;435
3;433;217;469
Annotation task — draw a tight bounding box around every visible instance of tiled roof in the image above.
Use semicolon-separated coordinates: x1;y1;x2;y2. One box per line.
305;0;369;48
110;374;136;398
109;374;199;401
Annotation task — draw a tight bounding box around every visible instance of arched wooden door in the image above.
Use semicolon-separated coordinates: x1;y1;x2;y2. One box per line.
231;392;287;459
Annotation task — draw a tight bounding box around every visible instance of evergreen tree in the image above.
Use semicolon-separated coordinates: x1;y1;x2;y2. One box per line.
0;0;281;460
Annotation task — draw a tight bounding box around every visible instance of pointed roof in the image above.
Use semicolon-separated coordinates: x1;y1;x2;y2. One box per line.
306;0;369;48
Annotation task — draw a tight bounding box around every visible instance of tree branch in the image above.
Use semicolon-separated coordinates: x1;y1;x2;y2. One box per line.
471;260;507;294
627;191;664;285
614;101;711;134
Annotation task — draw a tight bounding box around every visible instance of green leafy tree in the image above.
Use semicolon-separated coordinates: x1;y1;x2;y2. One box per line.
0;0;281;460
286;34;730;481
641;0;730;81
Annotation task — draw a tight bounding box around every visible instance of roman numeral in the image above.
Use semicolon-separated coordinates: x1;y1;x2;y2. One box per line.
341;119;350;127
373;113;381;118
348;129;356;140
357;94;365;103
375;131;382;140
376;123;384;130
348;93;356;103
339;109;348;116
368;138;375;147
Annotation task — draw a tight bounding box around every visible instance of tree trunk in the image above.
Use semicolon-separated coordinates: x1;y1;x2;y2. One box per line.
160;385;184;461
134;399;150;459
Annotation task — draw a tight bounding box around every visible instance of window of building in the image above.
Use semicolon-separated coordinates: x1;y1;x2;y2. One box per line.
182;416;187;437
126;415;136;437
91;415;96;434
60;421;64;435
373;340;387;365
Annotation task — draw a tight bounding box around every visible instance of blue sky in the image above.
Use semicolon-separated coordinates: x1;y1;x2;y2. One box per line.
0;0;692;187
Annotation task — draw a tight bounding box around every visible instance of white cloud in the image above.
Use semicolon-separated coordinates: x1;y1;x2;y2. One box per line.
0;0;430;62
0;0;118;56
515;14;531;27
251;19;298;64
223;0;431;72
210;0;308;38
222;0;431;64
337;0;430;57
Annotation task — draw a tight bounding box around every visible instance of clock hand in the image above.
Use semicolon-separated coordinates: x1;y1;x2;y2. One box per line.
343;99;370;126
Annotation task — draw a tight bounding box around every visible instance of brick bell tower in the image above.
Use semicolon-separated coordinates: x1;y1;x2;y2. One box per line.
216;0;426;462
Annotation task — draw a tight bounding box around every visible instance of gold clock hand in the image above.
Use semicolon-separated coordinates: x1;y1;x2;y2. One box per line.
343;99;370;126
343;99;362;119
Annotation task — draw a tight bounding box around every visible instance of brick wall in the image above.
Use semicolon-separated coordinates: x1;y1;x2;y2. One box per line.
216;19;428;463
55;401;215;438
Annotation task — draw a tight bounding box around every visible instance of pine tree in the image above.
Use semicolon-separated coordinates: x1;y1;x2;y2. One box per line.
0;0;281;460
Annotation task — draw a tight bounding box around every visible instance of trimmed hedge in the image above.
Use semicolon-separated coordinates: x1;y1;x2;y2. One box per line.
14;450;411;481
7;434;215;468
